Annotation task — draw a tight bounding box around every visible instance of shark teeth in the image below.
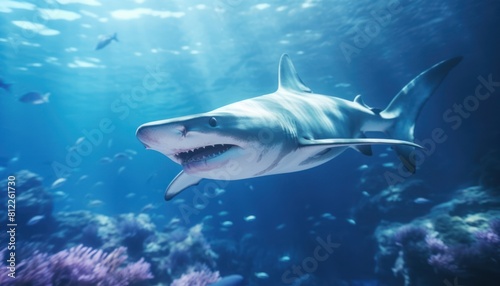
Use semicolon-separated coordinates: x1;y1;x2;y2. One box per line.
175;144;234;164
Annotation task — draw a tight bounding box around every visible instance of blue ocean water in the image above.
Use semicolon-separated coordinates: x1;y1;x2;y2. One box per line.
1;0;499;285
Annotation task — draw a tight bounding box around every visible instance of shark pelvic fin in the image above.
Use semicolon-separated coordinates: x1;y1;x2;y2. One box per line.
164;171;202;201
353;133;373;156
278;54;312;94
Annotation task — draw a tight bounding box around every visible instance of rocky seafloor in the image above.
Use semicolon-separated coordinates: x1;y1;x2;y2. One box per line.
0;164;498;286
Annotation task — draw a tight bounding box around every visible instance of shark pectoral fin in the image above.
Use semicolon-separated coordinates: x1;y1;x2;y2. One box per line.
165;171;202;201
298;138;423;149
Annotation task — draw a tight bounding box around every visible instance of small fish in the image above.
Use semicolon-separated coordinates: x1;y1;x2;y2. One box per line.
88;199;104;207
361;191;370;197
168;217;180;225
19;92;50;104
172;198;185;205
383;162;395;168
92;181;104;189
194;204;205;209
27;215;45;226
279;255;291;262
51;178;67;189
202;215;213;221
141;203;156;212
95;32;118;50
334;82;351;88
221;221;233;227
379;152;388;157
244;215;256;222
218;211;229;216
0;78;12;92
276;223;286;230
214;188;226;196
414;197;431;204
99;157;113;164
125;149;137;155
125;192;136;198
117;166;126;174
113;152;131;160
76;175;88;184
53;191;68;198
358;164;369;171
346;218;356;225
209;275;244;286
254;272;269;279
0;156;18;168
321;212;336;220
75;137;85;145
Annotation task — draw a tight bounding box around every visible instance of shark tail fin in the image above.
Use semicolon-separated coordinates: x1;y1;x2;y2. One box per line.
113;33;119;42
380;57;462;173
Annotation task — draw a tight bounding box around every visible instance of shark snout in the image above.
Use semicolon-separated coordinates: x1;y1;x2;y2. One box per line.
136;125;154;149
136;121;189;151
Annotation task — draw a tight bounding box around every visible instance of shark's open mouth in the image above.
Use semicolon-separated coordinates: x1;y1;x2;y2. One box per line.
175;144;235;165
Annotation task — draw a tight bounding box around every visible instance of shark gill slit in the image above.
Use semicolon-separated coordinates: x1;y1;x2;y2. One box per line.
253;145;290;176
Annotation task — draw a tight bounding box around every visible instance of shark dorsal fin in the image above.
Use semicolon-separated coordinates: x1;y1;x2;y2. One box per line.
278;54;312;93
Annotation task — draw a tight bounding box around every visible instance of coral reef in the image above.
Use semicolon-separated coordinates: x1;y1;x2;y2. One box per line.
0;170;54;237
355;180;434;224
117;213;156;257
170;264;220;286
374;185;500;285
0;244;152;286
0;170;222;286
145;224;218;283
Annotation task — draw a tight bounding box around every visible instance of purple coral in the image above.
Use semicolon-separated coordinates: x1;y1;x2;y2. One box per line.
427;253;459;274
489;218;500;236
2;244;152;286
425;236;448;253
171;265;220;286
425;218;500;276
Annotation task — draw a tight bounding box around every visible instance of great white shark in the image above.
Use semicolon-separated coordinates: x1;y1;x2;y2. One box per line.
136;54;461;200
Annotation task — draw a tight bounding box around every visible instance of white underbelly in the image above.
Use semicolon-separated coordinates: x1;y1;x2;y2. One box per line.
265;147;349;175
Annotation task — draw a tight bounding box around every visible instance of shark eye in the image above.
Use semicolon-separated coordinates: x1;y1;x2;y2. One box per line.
209;117;217;127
